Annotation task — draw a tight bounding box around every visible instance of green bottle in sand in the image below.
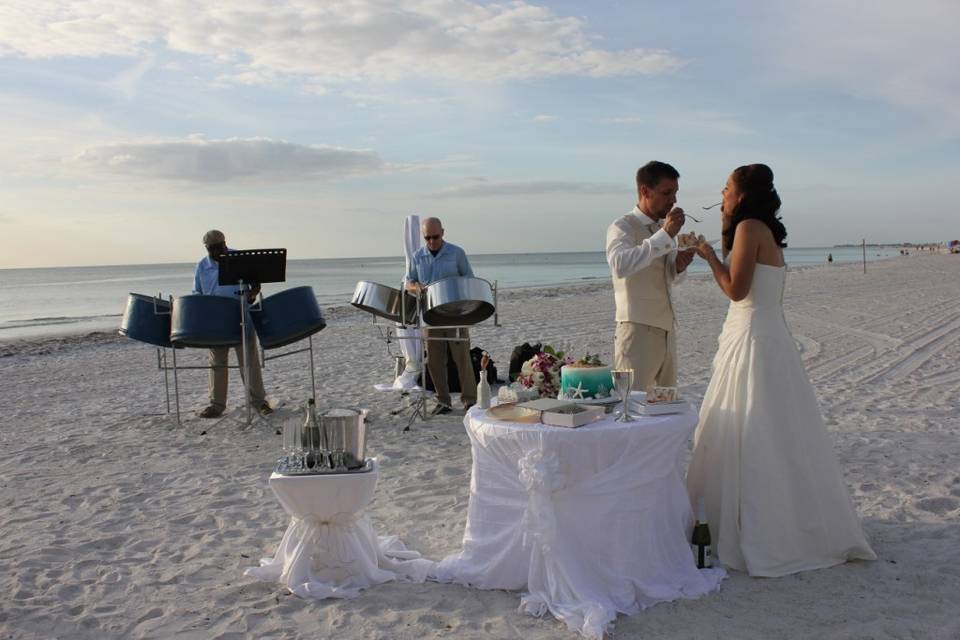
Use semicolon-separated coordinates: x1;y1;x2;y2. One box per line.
691;498;713;569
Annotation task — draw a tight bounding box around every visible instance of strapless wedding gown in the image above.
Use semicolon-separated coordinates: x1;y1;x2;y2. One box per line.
686;264;876;577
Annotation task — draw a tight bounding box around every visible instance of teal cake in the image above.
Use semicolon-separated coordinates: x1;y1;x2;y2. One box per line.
559;364;613;399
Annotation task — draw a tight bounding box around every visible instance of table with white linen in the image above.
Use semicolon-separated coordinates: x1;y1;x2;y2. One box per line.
431;400;726;639
245;460;432;599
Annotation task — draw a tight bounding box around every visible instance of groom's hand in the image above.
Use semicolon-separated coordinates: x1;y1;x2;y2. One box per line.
676;248;695;273
663;207;685;237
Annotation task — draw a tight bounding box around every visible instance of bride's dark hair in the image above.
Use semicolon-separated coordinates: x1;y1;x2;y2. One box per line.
723;164;787;252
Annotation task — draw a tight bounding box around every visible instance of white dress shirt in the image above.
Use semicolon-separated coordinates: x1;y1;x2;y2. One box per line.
606;206;684;280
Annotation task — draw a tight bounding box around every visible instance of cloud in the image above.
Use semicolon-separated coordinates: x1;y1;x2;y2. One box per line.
75;136;386;183
104;53;156;101
767;0;960;131
603;111;756;136
532;114;558;123
432;179;628;198
0;1;683;84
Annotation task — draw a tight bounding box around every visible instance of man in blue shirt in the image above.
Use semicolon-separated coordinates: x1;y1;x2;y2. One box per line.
193;229;272;419
404;217;477;414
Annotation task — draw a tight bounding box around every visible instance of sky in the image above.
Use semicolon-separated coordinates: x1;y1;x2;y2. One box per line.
0;0;958;268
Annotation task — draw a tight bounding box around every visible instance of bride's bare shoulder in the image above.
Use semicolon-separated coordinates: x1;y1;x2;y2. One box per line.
737;219;770;235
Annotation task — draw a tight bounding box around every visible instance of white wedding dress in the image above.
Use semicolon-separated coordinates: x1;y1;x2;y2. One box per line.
687;263;876;577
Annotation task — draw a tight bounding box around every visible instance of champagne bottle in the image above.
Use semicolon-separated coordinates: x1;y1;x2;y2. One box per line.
691;498;713;569
302;398;320;469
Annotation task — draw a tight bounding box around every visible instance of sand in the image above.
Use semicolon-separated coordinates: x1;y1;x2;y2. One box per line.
2;253;959;639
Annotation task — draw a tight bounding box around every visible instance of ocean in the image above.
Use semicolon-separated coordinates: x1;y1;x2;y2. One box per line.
0;247;900;340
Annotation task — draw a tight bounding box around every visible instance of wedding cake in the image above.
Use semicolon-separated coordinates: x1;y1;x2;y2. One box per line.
559;355;613;400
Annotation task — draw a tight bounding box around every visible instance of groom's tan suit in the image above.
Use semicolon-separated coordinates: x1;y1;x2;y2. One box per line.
606;207;683;389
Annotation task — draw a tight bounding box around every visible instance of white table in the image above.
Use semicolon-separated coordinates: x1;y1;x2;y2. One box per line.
245;460;432;599
431;401;725;639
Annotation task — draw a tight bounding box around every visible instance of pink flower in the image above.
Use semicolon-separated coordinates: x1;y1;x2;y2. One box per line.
518;351;562;398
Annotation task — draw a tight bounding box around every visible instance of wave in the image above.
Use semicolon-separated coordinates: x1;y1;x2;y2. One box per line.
1;273;190;289
1;313;122;330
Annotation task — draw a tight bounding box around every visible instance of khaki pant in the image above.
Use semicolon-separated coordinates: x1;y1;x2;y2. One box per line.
208;336;266;411
614;321;677;390
424;327;476;408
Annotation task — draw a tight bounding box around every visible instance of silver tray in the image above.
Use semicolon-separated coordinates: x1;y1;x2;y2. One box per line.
274;457;374;476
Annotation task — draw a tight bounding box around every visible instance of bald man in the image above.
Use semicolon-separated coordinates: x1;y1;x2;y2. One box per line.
193;229;272;419
404;217;477;414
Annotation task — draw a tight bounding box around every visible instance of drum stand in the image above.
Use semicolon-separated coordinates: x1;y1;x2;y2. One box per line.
155;328;319;427
383;281;501;431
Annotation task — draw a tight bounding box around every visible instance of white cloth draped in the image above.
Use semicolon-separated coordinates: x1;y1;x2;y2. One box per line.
393;213;422;388
431;403;725;639
245;462;431;598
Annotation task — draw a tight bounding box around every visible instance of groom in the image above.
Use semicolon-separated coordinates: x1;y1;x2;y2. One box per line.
606;161;694;389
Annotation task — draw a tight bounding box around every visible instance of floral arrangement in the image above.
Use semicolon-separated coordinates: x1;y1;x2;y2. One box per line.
517;345;572;398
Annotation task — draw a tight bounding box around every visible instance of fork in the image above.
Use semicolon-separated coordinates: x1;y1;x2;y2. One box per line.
685;202;722;224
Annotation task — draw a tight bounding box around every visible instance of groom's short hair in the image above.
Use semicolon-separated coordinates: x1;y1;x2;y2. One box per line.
636;161;680;190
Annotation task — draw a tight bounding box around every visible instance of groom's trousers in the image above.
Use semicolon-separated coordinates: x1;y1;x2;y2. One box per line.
614;321;677;389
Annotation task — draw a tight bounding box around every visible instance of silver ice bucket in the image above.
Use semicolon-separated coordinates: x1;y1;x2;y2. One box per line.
320;408;368;470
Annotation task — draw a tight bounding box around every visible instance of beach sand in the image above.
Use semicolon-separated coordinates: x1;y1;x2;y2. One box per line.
2;253;959;639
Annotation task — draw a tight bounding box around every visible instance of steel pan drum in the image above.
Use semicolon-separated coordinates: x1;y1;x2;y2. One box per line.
350;281;418;324
423;276;495;326
170;294;242;348
252;286;326;349
119;293;172;348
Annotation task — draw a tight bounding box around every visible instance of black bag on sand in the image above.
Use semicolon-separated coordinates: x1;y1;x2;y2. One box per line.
470;347;498;385
509;342;541;382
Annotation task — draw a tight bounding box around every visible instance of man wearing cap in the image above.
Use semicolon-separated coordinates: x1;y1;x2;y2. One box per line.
193;230;273;419
404;217;477;415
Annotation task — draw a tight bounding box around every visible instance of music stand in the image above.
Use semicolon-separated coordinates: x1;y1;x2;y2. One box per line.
218;249;287;426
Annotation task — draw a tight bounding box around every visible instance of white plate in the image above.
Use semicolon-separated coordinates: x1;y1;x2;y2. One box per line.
486;403;541;423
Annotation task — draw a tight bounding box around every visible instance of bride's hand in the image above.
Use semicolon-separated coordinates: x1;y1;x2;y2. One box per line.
695;240;716;260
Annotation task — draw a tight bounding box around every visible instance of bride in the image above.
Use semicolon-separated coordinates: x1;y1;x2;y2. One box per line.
686;164;876;577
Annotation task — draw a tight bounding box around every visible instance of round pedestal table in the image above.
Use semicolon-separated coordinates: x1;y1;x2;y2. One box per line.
245;459;432;598
431;401;725;639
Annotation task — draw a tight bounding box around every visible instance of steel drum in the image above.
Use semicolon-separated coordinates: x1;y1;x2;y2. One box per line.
350;281;418;324
252;286;326;349
119;293;173;348
423;276;495;326
170;294;242;348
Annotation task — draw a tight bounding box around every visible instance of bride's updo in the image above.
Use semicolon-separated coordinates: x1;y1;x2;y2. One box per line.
723;164;787;252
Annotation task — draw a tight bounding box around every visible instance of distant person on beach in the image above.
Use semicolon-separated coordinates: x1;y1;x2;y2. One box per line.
687;163;875;576
606;160;695;389
192;229;272;419
404;217;477;415
827;253;833;263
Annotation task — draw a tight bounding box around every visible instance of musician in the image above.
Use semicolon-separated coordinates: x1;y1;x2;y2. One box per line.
404;217;477;414
193;229;273;419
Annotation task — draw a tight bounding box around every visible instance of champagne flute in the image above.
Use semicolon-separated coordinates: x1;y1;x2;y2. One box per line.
612;369;635;423
291;418;307;471
281;417;298;471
